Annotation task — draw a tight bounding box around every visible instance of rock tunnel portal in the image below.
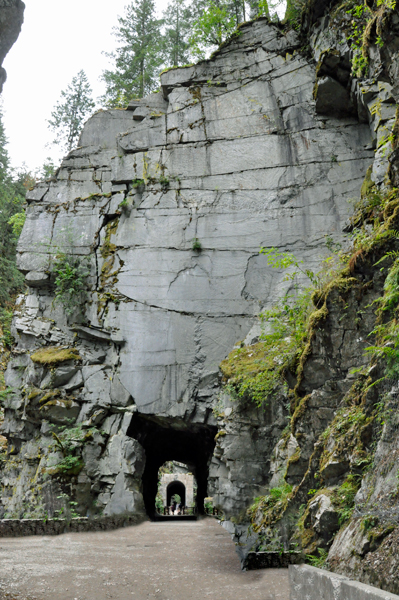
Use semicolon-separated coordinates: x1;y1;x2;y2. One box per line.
127;415;217;518
166;481;186;507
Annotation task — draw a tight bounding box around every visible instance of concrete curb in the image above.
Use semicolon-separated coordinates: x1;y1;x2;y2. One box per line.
0;514;147;537
289;564;399;599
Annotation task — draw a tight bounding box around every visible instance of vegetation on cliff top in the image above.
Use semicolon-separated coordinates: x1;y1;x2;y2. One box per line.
101;0;292;105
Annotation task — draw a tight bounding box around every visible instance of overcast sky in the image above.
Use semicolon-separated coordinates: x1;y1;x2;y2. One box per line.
1;0;286;173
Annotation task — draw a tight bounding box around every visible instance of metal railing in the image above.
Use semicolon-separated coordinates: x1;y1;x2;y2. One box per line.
159;506;220;516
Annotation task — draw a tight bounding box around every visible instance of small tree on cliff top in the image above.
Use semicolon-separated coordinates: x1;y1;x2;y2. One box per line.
189;1;237;58
47;70;95;154
101;0;164;106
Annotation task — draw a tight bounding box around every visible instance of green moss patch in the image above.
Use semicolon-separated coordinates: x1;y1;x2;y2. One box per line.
220;340;290;407
248;483;293;531
31;347;81;365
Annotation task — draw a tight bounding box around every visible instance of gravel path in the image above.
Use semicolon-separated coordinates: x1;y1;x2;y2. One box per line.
0;517;289;600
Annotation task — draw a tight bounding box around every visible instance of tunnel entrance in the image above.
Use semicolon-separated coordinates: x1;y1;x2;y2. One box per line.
127;414;217;519
166;481;186;507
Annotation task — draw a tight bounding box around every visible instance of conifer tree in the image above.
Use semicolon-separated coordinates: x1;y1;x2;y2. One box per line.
163;0;192;67
47;70;95;154
101;0;164;106
228;0;247;25
0;108;26;308
284;0;303;22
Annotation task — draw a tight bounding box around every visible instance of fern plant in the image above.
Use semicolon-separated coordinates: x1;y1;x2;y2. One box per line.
52;252;90;316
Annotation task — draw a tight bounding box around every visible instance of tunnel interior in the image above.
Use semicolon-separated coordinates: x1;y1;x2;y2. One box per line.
127;414;217;518
167;481;186;506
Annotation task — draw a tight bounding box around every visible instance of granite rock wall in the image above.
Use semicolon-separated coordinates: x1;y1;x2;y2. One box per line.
240;3;399;592
0;16;378;530
0;0;24;92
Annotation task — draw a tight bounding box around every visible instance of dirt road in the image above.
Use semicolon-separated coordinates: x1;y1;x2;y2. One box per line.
0;518;289;600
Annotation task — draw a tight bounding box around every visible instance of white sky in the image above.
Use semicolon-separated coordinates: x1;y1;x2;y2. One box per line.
1;0;286;173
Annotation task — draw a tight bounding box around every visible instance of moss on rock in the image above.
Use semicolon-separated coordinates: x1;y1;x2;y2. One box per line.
31;347;81;365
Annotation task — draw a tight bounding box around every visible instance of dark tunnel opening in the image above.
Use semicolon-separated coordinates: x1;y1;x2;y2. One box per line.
166;480;186;507
127;414;217;518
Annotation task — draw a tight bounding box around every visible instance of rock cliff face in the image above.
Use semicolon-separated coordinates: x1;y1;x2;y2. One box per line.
242;3;399;594
1;5;399;585
0;0;24;92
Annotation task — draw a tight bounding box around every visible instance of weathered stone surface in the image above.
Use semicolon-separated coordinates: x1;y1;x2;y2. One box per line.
307;494;340;540
0;0;24;92
0;15;387;558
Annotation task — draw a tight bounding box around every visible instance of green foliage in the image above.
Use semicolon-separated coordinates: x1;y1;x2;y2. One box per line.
47;70;95;153
189;1;237;59
260;247;319;287
377;0;396;8
56;492;80;518
101;0;164;105
53;455;84;476
155;492;164;512
221;247;322;407
365;226;399;379
362;514;379;531
221;341;287;407
332;474;361;525
341;0;397;78
284;0;304;26
7;211;26;238
52;252;90;316
0;387;14;407
40;157;57;180
172;493;182;503
132;178;145;189
192;237;202;250
307;548;328;568
163;0;193;66
0;109;27;308
204;498;213;512
49;425;100;479
0;308;14;348
248;483;293;530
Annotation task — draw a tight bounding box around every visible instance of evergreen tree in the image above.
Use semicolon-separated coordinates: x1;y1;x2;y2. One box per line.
40;157;56;180
228;0;247;25
248;0;269;19
163;0;192;67
47;70;95;154
0;108;26;309
284;0;303;23
101;0;164;106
